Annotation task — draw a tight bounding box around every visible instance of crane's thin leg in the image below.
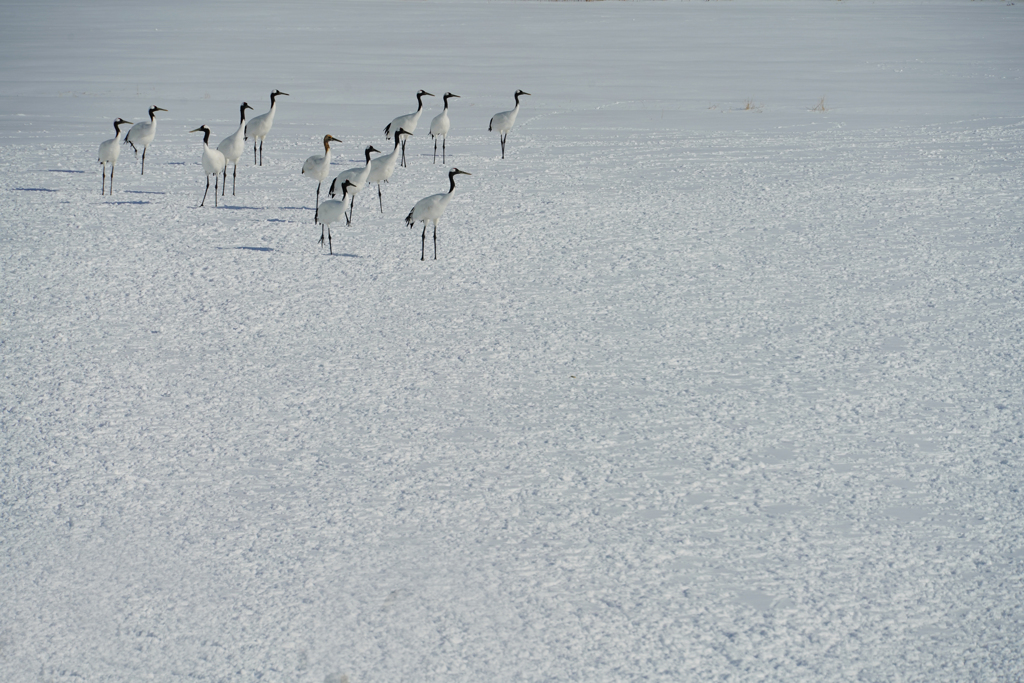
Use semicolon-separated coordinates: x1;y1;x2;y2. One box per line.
500;134;506;159
259;140;264;167
442;137;446;165
253;139;258;166
328;225;333;255
101;165;106;195
222;168;227;196
319;223;325;247
401;139;407;168
314;183;321;223
433;224;438;260
377;184;383;213
232;164;237;196
347;196;355;226
421;223;427;261
214;174;219;207
110;163;115;194
201;176;210;207
433;138;437;164
141;148;147;175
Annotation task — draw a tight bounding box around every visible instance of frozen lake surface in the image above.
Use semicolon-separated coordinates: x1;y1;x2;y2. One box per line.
2;1;1023;680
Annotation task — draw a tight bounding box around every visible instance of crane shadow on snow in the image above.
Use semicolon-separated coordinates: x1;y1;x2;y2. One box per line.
15;187;57;192
218;246;275;253
47;169;85;174
104;200;151;205
125;190;166;195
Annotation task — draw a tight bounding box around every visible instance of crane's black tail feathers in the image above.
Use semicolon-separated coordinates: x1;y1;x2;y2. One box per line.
488;120;493;132
328;177;337;198
383;123;391;138
404;209;415;228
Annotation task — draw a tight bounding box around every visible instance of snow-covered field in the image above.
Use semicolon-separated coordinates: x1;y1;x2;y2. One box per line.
2;0;1023;680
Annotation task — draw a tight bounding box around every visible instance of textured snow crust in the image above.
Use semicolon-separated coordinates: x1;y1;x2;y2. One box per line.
2;1;1024;681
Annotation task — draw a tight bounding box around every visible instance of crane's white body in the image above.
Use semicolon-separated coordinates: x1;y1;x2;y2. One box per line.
366;130;408;213
245;90;287;165
429;93;459;164
384;90;433;168
98;118;131;195
489;90;530;159
124;106;166;174
190;125;226;207
302;135;340;223
316;180;353;255
328;146;379;224
404;168;471;260
217;102;253;196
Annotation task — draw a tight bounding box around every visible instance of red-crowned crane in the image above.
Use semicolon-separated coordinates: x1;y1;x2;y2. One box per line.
404;168;471;261
429;93;459;164
384;89;433;168
189;125;226;207
489;90;530;159
98;117;132;195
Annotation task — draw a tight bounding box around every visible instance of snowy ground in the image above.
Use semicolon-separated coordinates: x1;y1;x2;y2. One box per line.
2;0;1024;680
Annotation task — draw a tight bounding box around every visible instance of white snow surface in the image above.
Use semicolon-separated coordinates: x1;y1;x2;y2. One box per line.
2;0;1024;680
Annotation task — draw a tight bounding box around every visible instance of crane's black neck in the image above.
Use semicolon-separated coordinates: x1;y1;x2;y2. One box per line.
364;147;374;163
149;107;158;121
114;119;125;135
448;170;459;194
270;91;279;106
514;92;523;106
416;92;426;111
239;104;248;124
201;127;211;145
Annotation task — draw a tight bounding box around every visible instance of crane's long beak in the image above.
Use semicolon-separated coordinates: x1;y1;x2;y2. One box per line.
189;127;203;133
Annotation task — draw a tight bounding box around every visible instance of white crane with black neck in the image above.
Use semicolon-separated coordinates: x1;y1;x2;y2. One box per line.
366;128;410;213
328;145;380;225
189;125;226;207
384;89;433;168
317;180;354;255
123;106;167;175
217;102;253;196
301;134;341;223
98;117;132;195
245;89;288;166
489;90;530;159
429;92;459;164
405;168;471;261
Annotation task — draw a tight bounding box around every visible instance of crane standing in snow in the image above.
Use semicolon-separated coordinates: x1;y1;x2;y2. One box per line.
98;117;132;195
189;125;226;207
123;106;167;175
366;129;410;213
302;134;341;223
245;89;288;166
384;89;433;168
317;180;354;255
429;92;460;164
217;102;254;196
489;90;530;159
405;168;471;261
328;145;381;225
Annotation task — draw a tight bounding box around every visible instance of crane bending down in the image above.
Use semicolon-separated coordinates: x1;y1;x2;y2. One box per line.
489;90;530;159
217;102;253;196
302;134;341;223
123;106;167;175
366;129;409;213
317;180;354;255
328;145;380;225
99;117;132;195
429;92;460;164
384;89;433;168
189;125;226;207
245;89;288;166
404;168;471;261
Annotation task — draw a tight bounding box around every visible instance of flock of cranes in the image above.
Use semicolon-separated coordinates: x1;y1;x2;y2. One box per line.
97;89;530;259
